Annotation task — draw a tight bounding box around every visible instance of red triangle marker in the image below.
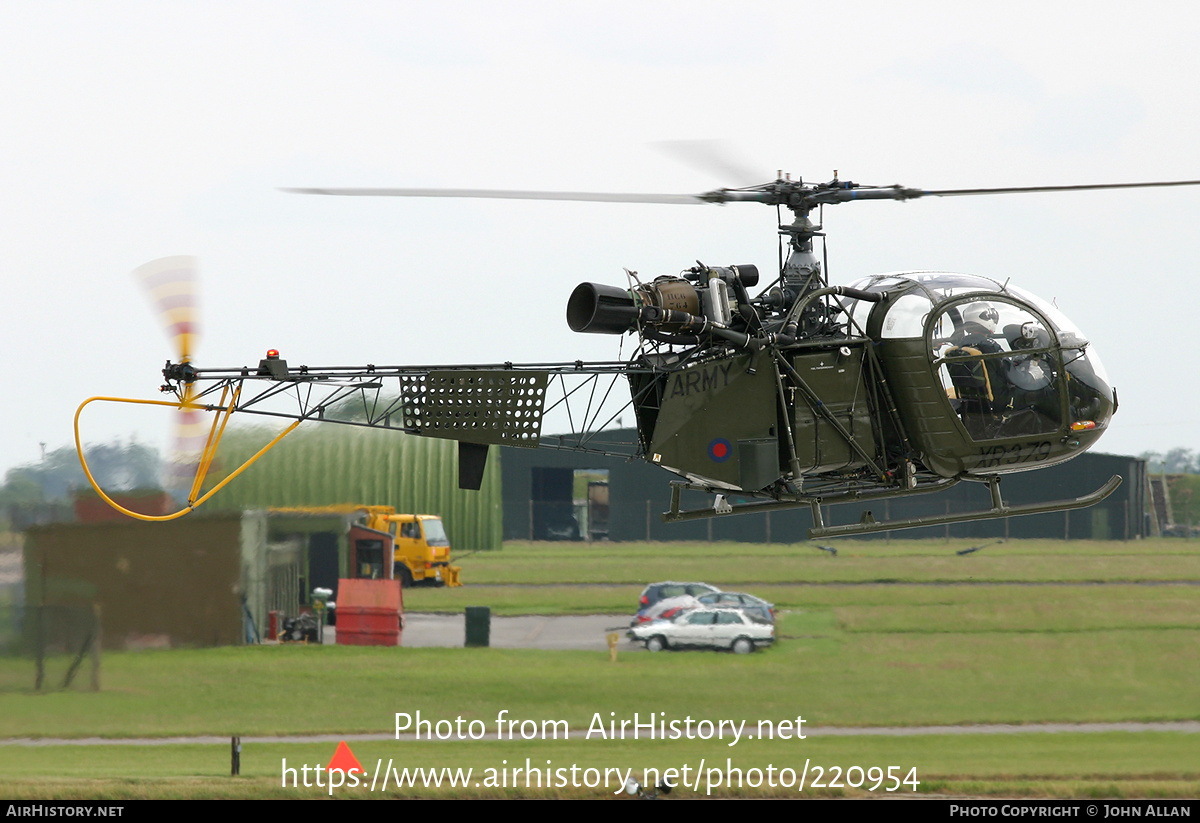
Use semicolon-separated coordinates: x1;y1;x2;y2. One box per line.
327;740;364;775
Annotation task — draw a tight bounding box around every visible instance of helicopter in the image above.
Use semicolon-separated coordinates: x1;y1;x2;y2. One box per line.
76;173;1200;537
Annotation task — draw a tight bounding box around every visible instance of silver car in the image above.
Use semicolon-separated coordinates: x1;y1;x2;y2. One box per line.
695;591;776;624
632;581;721;626
627;608;775;654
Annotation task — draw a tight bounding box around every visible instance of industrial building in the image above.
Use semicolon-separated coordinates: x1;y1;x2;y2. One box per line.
23;507;410;650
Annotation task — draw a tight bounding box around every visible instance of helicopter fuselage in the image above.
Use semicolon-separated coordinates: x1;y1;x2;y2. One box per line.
100;174;1147;535
571;266;1114;505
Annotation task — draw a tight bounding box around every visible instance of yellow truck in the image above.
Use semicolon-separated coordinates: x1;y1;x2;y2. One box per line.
269;505;463;589
356;507;463;588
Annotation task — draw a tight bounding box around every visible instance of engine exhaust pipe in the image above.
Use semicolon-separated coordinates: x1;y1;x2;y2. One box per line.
566;282;639;334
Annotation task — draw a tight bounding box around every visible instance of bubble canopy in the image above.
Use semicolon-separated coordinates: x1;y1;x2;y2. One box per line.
839;272;1115;474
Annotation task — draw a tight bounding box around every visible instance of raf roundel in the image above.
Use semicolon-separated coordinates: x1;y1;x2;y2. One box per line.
708;438;732;463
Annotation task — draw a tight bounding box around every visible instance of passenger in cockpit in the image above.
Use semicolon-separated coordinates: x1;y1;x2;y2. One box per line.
992;319;1060;436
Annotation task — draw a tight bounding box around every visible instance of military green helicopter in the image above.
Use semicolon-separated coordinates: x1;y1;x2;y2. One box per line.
78;174;1200;537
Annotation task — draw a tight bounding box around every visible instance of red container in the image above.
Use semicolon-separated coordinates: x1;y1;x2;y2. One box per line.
336;579;403;647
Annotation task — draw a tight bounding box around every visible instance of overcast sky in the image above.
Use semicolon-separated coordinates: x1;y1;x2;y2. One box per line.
2;0;1198;480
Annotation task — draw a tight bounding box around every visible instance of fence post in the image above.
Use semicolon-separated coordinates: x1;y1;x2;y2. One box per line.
34;606;44;692
91;603;102;692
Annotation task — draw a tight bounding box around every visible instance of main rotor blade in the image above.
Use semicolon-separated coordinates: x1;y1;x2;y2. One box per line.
282;177;1200;210
281;186;710;205
921;179;1200;198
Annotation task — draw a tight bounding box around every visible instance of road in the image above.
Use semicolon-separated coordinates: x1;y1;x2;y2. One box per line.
329;613;634;651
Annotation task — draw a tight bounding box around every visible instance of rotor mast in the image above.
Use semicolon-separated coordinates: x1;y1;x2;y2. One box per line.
697;174;926;299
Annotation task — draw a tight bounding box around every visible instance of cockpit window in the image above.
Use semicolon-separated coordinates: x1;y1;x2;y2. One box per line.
849;271;1005;296
880;293;934;339
902;272;1005;296
1004;286;1114;427
847;272;1007;340
930;297;1063;441
1006;285;1112;391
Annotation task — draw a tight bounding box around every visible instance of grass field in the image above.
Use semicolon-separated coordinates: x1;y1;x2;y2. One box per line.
1;538;1198;799
445;538;1200;585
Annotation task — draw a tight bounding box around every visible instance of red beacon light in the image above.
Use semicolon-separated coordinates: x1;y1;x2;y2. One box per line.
257;349;288;378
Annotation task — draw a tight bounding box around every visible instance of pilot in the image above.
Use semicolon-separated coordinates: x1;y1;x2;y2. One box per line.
943;303;1004;438
951;303;1002;348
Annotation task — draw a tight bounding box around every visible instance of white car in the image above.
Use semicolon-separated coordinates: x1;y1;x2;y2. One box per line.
627;608;775;654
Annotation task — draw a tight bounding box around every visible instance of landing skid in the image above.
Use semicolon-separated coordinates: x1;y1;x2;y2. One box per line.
662;475;1123;540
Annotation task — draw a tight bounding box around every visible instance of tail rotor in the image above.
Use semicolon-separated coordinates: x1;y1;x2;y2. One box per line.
131;255;206;490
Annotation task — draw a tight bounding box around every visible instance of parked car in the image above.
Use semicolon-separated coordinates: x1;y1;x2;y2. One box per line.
695;591;776;624
628;607;775;654
632;581;720;626
640;594;701;624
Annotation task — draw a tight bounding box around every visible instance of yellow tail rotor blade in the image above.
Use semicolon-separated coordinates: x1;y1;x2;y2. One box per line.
132;255;203;488
131;255;200;363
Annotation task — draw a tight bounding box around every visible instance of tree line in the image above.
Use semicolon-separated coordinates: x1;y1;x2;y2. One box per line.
1138;448;1200;475
0;440;162;505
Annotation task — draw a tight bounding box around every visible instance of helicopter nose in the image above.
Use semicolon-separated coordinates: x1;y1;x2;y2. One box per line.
1065;348;1115;432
